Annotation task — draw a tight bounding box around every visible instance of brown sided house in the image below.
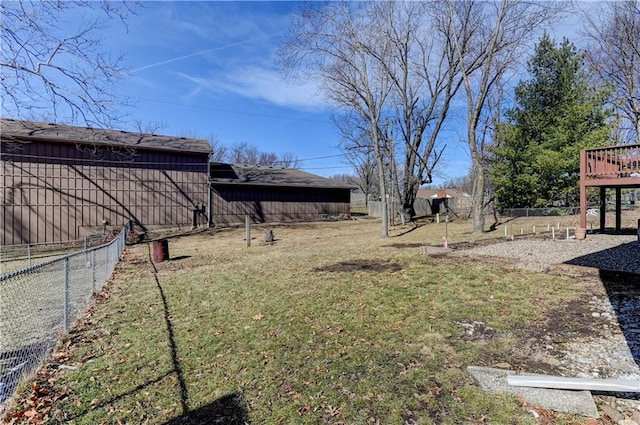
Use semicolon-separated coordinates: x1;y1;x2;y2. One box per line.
209;163;352;225
1;118;211;245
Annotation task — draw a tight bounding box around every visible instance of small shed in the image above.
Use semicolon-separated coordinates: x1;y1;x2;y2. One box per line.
416;188;471;216
1;119;212;244
430;189;452;215
209;163;353;225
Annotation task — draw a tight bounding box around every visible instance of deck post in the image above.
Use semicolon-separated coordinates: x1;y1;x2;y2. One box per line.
615;187;622;231
600;187;607;232
579;150;587;229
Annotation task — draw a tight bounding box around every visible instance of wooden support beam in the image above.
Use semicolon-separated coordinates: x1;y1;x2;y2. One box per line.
579;151;587;229
579;184;587;229
600;187;606;233
615;187;622;231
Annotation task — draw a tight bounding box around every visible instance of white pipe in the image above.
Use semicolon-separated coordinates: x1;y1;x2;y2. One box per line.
508;375;640;392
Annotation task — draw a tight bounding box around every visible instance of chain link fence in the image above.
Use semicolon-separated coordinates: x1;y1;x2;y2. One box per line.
498;207;582;217
0;234;112;275
0;222;131;405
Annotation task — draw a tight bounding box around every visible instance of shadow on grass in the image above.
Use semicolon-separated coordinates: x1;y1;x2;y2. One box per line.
392;221;420;237
146;244;253;423
169;255;192;261
61;371;174;421
162;393;250;425
564;242;640;374
146;242;190;415
62;243;246;422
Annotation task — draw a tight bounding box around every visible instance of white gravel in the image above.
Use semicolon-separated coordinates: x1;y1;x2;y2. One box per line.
453;233;640;417
452;234;639;273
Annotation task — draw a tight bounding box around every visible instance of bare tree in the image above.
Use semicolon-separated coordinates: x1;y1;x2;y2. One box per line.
179;130;227;162
275;152;301;168
334;112;381;208
227;141;261;165
348;149;378;209
343;147;379;209
133;119;168;135
207;134;227;163
583;0;640;144
281;2;466;229
446;0;563;233
280;1;393;237
368;2;464;218
225;141;293;167
258;151;279;166
1;1;137;127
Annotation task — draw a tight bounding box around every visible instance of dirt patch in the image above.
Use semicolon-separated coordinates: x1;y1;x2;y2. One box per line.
385;242;424;249
314;260;403;273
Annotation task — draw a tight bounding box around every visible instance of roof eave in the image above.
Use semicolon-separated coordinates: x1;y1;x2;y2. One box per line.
2;134;212;156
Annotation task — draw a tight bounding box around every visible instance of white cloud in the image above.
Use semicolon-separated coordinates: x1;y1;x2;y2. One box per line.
176;66;330;111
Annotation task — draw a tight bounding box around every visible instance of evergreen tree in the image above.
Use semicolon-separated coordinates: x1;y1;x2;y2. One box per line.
490;34;613;208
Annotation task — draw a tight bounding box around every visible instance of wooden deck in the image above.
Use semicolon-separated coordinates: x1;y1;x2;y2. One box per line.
579;144;640;230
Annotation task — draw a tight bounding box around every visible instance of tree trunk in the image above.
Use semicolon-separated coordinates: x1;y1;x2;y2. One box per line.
473;166;484;233
402;183;418;218
377;162;389;238
469;117;486;233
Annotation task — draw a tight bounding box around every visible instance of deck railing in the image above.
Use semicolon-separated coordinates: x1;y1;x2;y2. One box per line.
582;144;640;180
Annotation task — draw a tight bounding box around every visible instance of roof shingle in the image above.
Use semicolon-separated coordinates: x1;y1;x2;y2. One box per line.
210;163;354;189
0;118;212;155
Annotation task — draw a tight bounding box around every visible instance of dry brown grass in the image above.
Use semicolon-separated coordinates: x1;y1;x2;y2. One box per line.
5;215;626;424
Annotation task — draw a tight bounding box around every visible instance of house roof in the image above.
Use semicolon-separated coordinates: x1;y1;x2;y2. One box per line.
416;188;470;199
0;118;212;155
210;163;354;189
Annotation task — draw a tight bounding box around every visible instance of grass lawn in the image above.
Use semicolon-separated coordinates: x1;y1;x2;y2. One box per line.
5;217;594;424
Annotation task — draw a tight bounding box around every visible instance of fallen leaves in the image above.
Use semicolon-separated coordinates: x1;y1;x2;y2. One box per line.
3;382;67;425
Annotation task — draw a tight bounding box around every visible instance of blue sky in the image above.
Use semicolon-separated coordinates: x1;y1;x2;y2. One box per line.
106;2;351;177
107;1;492;181
29;1;592;182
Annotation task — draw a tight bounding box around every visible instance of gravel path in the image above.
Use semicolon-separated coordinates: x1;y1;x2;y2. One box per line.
452;233;639;273
453;233;640;421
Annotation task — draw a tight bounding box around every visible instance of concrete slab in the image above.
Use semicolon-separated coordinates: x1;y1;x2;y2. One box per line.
467;366;599;418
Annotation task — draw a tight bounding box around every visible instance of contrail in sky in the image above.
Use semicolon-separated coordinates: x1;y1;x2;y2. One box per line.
132;33;281;73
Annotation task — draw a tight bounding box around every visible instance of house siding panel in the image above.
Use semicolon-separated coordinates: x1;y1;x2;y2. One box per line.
210;186;350;225
1;139;209;245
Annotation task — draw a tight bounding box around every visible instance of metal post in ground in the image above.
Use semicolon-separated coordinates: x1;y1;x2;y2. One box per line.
27;244;31;267
246;215;251;247
92;249;96;294
63;257;69;333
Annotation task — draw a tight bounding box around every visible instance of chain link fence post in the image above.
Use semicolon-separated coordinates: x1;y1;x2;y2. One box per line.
0;223;130;405
63;257;69;334
92;249;96;294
